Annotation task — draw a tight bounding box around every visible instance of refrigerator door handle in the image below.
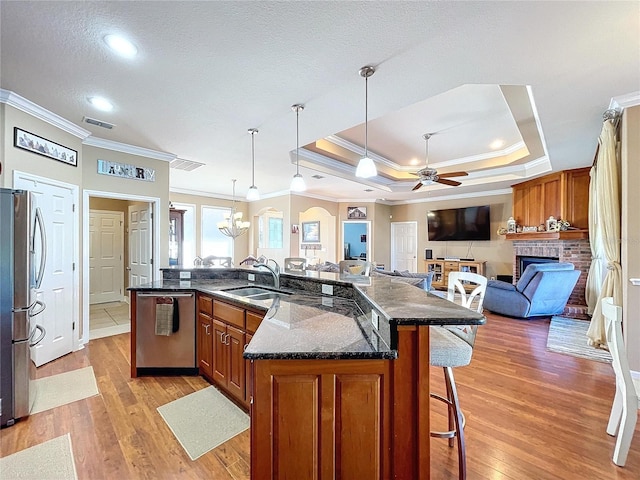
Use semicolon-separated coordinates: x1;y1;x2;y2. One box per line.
30;324;46;347
33;206;47;290
29;300;46;317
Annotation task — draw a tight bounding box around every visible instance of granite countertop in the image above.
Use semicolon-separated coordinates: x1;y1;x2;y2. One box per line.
130;273;484;361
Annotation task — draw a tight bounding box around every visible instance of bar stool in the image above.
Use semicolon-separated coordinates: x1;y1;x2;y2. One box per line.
430;271;487;480
602;296;640;467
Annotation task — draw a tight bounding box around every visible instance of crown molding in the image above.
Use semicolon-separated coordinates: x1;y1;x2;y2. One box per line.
610;91;640;109
324;134;527;171
83;136;176;162
400;188;513;205
0;89;91;139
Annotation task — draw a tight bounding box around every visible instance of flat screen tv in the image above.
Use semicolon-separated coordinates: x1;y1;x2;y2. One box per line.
427;206;491;241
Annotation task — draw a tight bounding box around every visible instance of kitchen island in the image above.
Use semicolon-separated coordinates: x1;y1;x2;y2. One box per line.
129;267;485;480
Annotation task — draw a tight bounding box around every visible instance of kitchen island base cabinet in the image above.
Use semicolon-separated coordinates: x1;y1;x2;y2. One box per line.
250;359;391;480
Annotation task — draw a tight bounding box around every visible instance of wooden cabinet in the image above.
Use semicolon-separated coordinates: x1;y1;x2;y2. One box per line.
250;359;391;479
512;167;590;229
425;260;486;290
197;294;214;378
195;294;265;408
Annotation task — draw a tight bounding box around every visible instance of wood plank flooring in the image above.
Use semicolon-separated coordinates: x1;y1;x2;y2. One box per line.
1;312;638;479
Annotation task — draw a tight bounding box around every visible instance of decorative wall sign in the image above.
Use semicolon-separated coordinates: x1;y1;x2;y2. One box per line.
14;127;78;166
347;206;367;219
97;159;155;182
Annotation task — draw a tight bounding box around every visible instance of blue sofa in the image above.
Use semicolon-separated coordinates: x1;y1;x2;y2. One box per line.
483;262;580;318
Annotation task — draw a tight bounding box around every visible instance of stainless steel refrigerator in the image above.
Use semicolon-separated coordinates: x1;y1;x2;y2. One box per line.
0;188;47;427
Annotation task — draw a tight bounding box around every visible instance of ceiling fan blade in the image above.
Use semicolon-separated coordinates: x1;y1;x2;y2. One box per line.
436;178;462;187
412;182;423;191
438;171;468;178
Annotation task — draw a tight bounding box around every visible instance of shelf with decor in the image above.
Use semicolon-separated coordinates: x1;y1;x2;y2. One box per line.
425;260;486;290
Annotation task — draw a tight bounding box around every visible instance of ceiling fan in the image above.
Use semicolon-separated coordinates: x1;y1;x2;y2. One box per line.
412;133;468;191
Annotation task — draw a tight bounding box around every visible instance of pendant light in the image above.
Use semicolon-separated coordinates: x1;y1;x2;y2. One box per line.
217;179;250;238
355;65;378;178
290;104;306;192
246;128;260;201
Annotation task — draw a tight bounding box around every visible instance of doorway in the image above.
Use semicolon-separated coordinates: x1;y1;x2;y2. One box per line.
341;221;371;261
83;190;161;345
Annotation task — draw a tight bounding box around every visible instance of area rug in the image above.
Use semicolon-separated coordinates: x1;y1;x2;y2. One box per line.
546;316;612;363
31;366;100;414
0;433;78;479
157;386;249;460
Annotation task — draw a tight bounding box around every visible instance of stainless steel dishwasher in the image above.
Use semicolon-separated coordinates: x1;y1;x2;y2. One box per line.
135;292;197;375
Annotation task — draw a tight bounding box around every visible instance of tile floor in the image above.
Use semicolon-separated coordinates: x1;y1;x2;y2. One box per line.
89;301;131;340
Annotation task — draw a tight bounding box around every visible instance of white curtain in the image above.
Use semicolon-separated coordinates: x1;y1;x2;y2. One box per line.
587;119;622;348
585;166;605;314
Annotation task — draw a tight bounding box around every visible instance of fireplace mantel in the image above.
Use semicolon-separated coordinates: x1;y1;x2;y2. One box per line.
505;229;589;241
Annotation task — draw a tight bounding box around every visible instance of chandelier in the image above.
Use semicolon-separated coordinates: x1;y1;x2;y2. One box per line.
217;179;250;238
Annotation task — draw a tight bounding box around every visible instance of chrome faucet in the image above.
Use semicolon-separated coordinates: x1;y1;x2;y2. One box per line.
193;256;203;266
254;259;280;289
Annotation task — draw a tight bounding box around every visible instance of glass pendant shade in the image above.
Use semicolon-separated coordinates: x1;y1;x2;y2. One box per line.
290;173;306;192
356;157;377;178
246;185;260;201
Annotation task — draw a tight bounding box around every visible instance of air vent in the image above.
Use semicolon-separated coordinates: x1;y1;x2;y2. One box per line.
170;158;205;171
364;189;374;192
83;116;115;129
311;174;325;179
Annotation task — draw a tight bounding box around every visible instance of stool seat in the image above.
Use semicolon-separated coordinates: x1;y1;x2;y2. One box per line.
430;327;473;368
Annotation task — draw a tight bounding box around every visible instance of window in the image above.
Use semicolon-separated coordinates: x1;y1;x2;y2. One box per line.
172;203;195;266
202;206;232;257
258;210;284;249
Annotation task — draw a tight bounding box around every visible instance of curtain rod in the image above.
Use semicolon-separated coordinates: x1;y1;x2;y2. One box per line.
592;108;622;167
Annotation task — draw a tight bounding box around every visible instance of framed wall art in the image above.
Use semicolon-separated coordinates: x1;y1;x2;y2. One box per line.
347;206;367;219
301;221;320;243
14;127;78;167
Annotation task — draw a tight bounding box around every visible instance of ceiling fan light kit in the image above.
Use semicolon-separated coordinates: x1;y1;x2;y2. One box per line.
246;128;260;201
355;65;378;179
290;104;307;192
412;132;468;191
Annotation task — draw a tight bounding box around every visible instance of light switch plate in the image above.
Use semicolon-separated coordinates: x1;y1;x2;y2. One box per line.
180;271;191;279
322;297;334;307
321;284;333;295
371;310;379;330
179;280;191;288
248;273;255;281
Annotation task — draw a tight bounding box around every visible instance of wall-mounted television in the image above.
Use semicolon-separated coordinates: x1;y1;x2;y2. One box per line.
427;206;491;241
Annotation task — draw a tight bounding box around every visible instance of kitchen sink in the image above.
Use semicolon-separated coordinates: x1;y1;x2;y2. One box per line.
224;286;288;299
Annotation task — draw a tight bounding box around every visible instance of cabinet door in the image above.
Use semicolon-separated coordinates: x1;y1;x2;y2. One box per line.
227;325;246;403
212;319;228;386
197;314;213;378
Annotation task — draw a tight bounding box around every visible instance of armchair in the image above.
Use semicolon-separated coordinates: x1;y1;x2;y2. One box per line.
483;262;580;318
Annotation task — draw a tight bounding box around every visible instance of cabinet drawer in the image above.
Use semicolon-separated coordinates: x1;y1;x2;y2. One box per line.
214;300;245;329
198;294;213;316
445;262;458;269
246;310;264;334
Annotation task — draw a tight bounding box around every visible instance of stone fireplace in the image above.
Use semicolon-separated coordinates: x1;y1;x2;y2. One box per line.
511;238;590;317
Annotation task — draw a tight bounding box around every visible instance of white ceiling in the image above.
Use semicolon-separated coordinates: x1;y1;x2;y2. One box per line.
1;1;638;203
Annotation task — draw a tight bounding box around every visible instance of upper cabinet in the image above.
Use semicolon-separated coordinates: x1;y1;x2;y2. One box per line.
512;167;590;230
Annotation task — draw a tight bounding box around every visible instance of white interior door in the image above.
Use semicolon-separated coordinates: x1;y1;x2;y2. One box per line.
15;176;75;367
89;210;124;304
391;222;418;272
128;204;152;288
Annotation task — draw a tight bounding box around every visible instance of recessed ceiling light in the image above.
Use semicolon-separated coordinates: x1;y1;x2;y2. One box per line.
490;139;505;150
104;34;137;58
88;96;114;112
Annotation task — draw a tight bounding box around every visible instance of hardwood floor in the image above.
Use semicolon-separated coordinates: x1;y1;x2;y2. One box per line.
1;312;638;479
